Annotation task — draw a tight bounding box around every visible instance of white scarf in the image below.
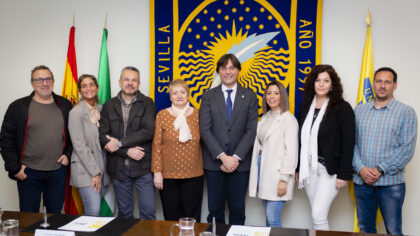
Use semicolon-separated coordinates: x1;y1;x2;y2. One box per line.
298;96;329;189
172;102;192;143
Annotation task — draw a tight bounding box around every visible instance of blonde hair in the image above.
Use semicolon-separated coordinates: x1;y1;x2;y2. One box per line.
169;79;189;94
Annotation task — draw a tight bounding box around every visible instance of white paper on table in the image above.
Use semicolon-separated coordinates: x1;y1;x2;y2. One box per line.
35;229;75;236
226;225;271;236
58;216;115;232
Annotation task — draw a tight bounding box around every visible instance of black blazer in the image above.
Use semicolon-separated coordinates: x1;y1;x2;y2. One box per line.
297;100;355;180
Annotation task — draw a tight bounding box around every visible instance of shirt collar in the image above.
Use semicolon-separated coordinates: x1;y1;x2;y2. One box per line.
386;97;397;110
221;83;237;93
370;97;396;110
118;91;138;107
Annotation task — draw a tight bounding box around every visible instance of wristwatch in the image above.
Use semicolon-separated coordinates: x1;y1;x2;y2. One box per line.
118;141;122;148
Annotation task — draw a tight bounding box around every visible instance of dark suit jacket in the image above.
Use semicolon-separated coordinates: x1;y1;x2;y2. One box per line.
99;91;156;181
297;100;355;180
199;84;258;172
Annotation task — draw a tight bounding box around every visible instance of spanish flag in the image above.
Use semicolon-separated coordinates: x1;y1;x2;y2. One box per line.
62;25;84;215
351;10;382;232
62;26;79;105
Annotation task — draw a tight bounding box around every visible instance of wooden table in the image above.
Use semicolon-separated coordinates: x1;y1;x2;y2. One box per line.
3;211;209;236
3;211;44;236
124;219;209;236
2;211;386;236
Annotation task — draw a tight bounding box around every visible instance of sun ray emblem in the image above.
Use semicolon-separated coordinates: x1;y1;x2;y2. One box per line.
176;0;291;115
152;0;322;115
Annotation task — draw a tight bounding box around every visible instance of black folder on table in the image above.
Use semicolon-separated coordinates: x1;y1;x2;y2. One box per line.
22;214;139;236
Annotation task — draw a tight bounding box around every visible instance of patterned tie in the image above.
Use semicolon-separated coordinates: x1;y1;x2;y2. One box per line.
226;89;233;122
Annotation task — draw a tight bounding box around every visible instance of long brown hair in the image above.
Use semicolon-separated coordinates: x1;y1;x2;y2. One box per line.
302;64;344;118
262;81;289;114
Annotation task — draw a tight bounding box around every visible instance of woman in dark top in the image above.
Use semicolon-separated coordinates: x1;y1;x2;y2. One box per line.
296;64;355;230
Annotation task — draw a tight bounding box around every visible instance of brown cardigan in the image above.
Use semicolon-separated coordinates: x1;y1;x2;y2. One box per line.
152;108;203;179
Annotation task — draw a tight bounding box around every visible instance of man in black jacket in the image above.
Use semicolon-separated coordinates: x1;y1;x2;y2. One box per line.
0;65;73;213
99;66;156;219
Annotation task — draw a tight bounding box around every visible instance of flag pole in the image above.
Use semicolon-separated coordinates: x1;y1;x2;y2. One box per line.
73;12;75;27
352;9;378;231
104;12;108;29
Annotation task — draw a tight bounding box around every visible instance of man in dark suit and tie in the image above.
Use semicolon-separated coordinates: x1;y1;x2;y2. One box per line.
199;54;258;225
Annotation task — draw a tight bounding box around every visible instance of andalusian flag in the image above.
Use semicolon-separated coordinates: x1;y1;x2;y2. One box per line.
351;10;382;232
62;26;84;215
97;28;111;105
99;185;116;216
97;27;115;216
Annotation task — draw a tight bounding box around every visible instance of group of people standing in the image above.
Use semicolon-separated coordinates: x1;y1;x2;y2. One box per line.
0;54;417;235
248;63;355;230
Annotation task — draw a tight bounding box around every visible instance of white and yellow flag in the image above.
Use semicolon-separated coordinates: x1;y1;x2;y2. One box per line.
356;10;375;105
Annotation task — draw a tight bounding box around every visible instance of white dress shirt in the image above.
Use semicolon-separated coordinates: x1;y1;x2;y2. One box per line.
218;83;241;160
221;83;237;109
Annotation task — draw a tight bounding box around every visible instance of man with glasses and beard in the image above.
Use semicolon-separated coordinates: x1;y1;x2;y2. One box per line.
99;66;156;219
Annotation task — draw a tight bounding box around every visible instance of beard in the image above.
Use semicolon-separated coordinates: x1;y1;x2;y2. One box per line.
375;94;391;101
122;86;138;96
374;89;392;101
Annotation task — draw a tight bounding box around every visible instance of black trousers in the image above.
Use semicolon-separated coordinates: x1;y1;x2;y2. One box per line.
205;170;249;225
159;175;204;222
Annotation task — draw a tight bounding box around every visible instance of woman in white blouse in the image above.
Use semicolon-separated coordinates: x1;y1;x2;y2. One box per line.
249;81;299;227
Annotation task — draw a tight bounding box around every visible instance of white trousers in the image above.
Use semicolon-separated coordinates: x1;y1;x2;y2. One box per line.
305;162;339;230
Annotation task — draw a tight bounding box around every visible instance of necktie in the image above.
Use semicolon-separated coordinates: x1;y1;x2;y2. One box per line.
226;89;233;122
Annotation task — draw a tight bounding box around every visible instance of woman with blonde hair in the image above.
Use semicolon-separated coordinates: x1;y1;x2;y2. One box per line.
152;79;204;222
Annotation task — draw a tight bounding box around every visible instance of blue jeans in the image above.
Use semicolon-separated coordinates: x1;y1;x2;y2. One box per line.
17;165;66;213
112;166;155;219
354;183;405;235
78;185;106;216
262;200;285;227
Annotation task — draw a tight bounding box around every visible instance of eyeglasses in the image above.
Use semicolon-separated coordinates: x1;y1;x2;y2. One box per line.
32;77;54;84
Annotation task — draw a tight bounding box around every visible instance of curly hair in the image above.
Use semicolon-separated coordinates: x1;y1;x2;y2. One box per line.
302;64;344;118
